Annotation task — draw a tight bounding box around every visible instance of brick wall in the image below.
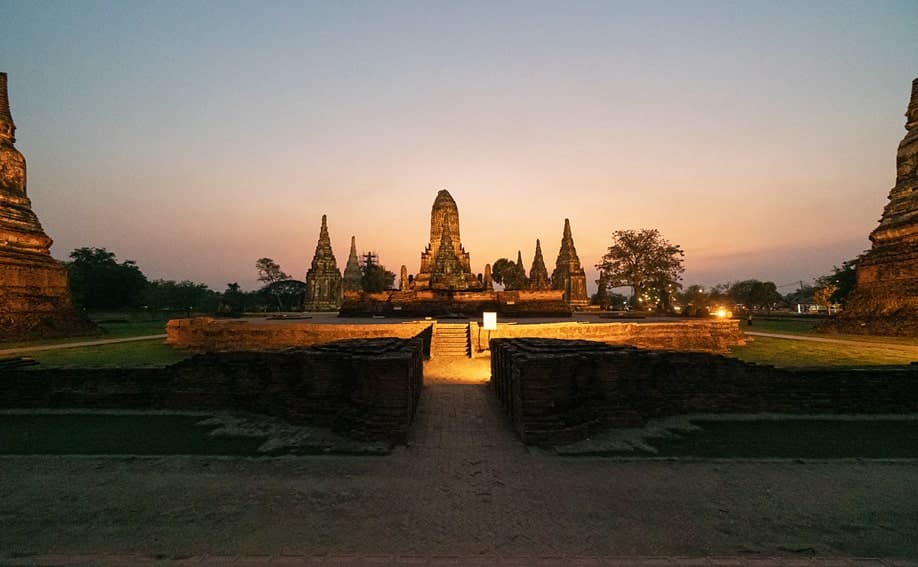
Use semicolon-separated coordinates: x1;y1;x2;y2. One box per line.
491;338;918;446
0;337;425;444
471;319;744;357
167;317;432;356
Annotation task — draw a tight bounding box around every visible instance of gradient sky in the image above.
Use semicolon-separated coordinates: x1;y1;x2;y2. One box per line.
1;0;916;294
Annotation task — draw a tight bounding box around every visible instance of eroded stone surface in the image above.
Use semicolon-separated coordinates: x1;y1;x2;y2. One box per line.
342;235;362;293
528;239;550;290
303;214;343;311
825;78;918;336
414;189;482;291
0;72;95;341
550;218;589;307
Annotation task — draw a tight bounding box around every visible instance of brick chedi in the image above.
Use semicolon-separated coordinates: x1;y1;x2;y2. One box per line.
551;218;589;308
429;222;468;290
0;72;94;340
414;189;482;291
825;78;918;336
342;235;362;293
303;214;343;311
528;238;551;290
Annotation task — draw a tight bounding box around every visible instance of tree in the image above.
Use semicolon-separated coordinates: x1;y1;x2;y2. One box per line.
727;280;782;313
219;282;245;315
814;284;838;314
255;257;290;285
491;256;528;290
817;258;859;306
262;279;307;311
361;252;396;293
677;284;711;316
142;279;219;316
67;247;148;310
595;229;685;311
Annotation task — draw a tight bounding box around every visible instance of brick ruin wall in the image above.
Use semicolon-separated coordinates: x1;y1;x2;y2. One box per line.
472;319;745;356
167;318;432;356
0;337;425;444
491;338;918;446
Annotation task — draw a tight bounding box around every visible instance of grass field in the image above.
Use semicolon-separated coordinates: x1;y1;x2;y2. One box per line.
636;418;918;459
0;413;268;456
743;317;918;346
23;340;191;368
729;335;917;367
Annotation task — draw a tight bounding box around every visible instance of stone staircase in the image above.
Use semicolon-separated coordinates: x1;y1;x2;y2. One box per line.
432;322;471;358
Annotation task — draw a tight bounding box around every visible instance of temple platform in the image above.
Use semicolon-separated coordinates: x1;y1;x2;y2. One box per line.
166;313;745;354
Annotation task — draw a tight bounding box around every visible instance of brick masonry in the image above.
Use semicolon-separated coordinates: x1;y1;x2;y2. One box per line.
0;336;425;444
491;338;918;446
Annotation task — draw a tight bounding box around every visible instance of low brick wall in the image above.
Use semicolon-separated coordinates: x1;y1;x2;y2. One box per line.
491;338;918;446
0;337;425;444
472;319;744;356
167;317;432;356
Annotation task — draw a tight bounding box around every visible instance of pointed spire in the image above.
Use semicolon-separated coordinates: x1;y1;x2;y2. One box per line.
343;235;362;292
0;72;15;143
516;249;524;267
551;218;589;306
484;263;494;290
528;238;550;290
304;214;342;310
907;77;918;130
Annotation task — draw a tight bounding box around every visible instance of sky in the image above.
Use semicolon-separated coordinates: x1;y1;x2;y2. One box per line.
1;0;916;295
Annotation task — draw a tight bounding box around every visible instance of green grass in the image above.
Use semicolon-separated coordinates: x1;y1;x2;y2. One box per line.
640;418;918;459
0;413;268;456
729;336;917;367
0;319;169;350
743;317;918;346
25;340;191;368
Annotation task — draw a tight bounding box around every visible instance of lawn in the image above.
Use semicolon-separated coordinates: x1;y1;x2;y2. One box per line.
637;418;918;459
729;335;917;367
0;413;268;456
0;318;169;350
23;339;191;368
743;317;918;346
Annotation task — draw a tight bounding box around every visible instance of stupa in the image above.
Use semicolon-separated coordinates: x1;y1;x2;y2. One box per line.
824;78;918;336
342;235;362;293
528;239;551;290
303;214;343;311
0;72;94;340
339;189;571;317
551;219;589;308
414;189;482;291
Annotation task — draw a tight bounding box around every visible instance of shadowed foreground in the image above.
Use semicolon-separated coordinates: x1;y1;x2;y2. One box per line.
1;360;917;561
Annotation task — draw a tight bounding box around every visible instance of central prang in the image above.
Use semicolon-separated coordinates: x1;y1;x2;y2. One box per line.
413;189;483;291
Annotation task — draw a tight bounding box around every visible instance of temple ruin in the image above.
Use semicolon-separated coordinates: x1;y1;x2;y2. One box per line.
342;235;362;293
414;190;482;291
528;239;551;290
303;214;343;311
823;77;918;336
0;72;95;340
339;189;571;316
550;218;589;307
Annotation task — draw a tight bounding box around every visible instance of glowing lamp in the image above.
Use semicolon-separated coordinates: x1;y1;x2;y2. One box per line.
483;312;497;331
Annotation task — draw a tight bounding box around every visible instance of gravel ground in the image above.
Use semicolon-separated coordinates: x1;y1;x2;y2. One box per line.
1;360;917;559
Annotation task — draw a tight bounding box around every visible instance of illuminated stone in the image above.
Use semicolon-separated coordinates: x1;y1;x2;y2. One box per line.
303;214;342;311
0;72;94;340
414;189;482;291
551;218;589;307
826;78;918;336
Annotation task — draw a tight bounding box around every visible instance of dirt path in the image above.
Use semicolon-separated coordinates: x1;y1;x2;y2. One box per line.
2;359;917;561
0;334;166;356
